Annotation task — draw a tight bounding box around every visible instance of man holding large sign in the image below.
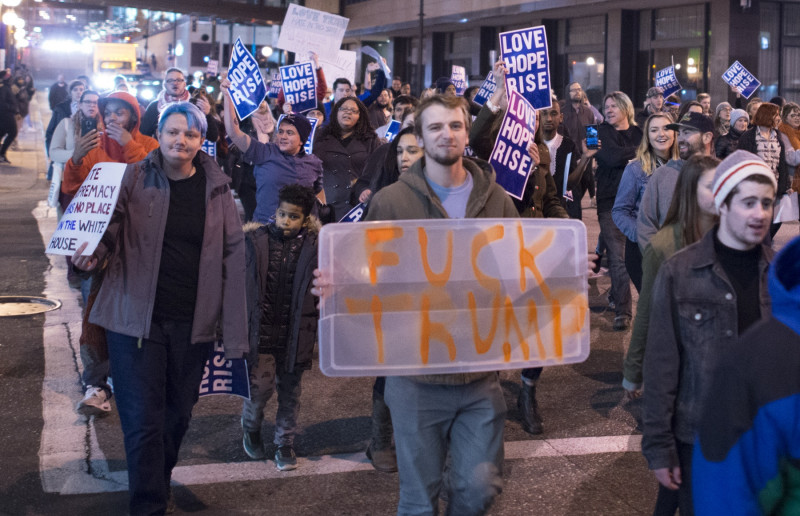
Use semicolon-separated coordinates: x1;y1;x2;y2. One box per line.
499;26;552;110
227;38;267;121
348;94;518;515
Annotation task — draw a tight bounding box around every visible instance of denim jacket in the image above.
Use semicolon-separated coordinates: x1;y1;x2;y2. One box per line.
641;227;772;470
612;160;649;242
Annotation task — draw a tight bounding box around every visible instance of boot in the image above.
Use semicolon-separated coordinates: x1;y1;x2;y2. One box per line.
366;391;397;473
518;382;543;435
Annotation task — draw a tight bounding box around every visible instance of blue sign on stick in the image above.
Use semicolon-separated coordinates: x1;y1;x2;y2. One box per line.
451;65;467;96
280;62;317;113
199;341;250;399
227;38;267;121
473;71;497;106
268;73;282;99
499;26;552;110
655;65;681;98
722;61;762;99
489;90;537;200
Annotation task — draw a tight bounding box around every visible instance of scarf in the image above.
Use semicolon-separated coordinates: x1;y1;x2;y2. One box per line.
156;89;191;112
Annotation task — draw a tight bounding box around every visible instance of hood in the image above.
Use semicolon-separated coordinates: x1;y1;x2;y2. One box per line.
100;91;142;133
242;216;321;237
769;235;800;335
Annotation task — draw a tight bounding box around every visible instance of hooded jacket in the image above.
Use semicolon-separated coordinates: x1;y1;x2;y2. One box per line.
61;91;159;196
636;158;684;252
365;156;518;385
693;235;800;515
88;149;248;358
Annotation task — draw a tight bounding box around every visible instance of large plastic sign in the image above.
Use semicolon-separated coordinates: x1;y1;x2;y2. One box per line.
276;4;349;62
46;162;126;256
199;341;250;399
499;26;552;109
227;38;267;121
451;65;467;95
279;62;317;113
317;218;590;377
722;61;761;99
655;61;681;98
489;90;537;199
473;71;498;106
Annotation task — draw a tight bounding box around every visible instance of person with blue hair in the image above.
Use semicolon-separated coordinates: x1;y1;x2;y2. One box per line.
72;100;247;515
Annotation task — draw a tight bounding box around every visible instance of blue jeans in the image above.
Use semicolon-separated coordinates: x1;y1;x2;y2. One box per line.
106;321;212;516
597;210;632;317
385;375;506;516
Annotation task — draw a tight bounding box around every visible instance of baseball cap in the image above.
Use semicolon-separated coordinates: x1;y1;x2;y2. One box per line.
646;87;664;98
666;111;714;134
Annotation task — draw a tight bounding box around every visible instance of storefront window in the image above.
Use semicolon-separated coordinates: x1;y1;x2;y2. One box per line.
567;53;604;106
652;47;704;99
653;5;705;40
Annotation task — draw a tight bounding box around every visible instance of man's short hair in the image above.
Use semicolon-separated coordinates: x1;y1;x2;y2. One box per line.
394;95;419;108
278;184;316;217
157;101;208;139
697;93;710;102
333;78;352;90
164;67;184;78
414;94;471;139
69;80;84;92
393;76;402;81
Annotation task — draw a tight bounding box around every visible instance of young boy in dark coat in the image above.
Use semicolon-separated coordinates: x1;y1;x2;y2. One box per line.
240;184;319;471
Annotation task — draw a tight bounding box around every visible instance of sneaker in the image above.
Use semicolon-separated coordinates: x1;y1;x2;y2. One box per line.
0;155;9;165
76;386;111;416
613;315;631;331
607;294;616;311
590;197;597;208
366;444;398;473
242;428;266;460
275;445;298;471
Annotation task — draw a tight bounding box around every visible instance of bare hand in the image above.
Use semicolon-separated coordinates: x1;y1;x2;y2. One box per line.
71;242;99;271
105;123;132;147
194;96;211;115
310;51;320;70
72;129;100;163
492;59;508;84
220;77;231;90
653;467;681;490
586;253;599;276
282;102;293;115
527;142;540;167
581;139;601;158
359;189;372;203
366;61;380;72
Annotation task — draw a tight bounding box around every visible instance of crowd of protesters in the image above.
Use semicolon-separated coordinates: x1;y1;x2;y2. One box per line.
39;48;800;515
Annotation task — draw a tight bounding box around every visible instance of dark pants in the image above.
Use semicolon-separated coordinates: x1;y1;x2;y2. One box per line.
0;113;17;157
107;320;212;516
521;367;543;383
624;238;643;293
597;210;632;317
652;442;694;516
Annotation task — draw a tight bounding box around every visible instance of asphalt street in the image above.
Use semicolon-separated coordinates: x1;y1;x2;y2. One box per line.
0;94;796;516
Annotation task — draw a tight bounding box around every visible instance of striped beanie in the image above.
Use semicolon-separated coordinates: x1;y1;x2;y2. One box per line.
712;150;777;211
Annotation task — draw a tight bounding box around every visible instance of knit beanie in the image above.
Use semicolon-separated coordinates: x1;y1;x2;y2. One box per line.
715;102;732;117
279;113;312;144
712;150;777;211
729;109;749;129
435;77;455;94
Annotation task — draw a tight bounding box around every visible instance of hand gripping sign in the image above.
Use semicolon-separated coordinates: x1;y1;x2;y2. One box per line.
655;61;681;98
46;162;126;256
499;26;552;110
199;341;250;399
316;218;590;377
227;38;267;121
489;90;538;199
722;61;762;99
279;62;317;113
276;3;349;63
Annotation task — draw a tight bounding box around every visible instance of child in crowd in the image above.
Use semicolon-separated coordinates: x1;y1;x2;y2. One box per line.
241;184;320;471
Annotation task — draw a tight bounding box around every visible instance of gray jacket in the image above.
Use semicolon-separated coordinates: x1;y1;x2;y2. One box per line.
89;149;248;358
636;159;683;252
641;228;772;470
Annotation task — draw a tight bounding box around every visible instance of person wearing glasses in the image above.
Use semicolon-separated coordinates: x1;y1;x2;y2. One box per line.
140;68;219;142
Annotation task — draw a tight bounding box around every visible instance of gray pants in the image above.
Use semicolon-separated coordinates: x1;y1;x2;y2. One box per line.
241;353;303;447
597;210;632;317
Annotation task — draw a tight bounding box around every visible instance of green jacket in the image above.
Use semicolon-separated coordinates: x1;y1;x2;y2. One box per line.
366;155;518;385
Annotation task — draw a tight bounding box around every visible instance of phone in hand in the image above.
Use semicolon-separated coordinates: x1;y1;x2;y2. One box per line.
585;124;599;149
81;117;97;136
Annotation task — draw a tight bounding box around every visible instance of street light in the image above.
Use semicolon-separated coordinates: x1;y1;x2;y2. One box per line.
2;9;18;26
1;0;21;7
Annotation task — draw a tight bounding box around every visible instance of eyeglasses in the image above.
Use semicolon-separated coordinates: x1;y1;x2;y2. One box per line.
569;88;582;93
165;78;186;84
339;107;359;114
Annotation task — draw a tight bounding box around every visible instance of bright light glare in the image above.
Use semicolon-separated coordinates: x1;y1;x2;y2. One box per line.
13;17;24;29
2;0;22;7
586;57;596;65
175;42;184;57
687;57;695;65
261;46;273;58
2;10;19;25
140;88;155;101
94;74;115;91
41;39;93;54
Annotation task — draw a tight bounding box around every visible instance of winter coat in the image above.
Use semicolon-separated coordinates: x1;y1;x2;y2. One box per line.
642;227;772;471
594;122;642;212
694;235;800;515
737;127;792;197
45;99;73;157
245;220;319;373
140;96;220;142
88;149;248;358
636;159;684;252
514;143;569;219
612;160;651;242
61;92;159;196
314;131;380;220
366;155;519;386
714;126;744;160
558;101;597;156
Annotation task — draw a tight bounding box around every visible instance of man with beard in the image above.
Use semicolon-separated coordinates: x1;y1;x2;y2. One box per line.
139;68;218;142
390;76;402;99
637;112;714;251
559;82;596;158
364;94;517;515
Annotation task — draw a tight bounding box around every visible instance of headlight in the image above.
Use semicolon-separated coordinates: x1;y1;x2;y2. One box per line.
94;74;115;92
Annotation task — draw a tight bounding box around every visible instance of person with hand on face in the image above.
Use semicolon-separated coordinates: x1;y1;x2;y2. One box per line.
71;101;246;516
140;68;219;142
716;109;749;160
643;150;776;516
221;76;323;224
637;112;715;252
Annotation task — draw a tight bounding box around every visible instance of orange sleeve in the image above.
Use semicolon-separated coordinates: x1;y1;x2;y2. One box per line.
61;150;97;196
123;134;159;164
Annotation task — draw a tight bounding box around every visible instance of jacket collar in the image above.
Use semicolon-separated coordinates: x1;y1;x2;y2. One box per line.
690;225;771;274
146;148;231;190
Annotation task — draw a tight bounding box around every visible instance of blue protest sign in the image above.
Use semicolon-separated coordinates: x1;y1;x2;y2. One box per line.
227;38;267;121
499;26;552;110
722;61;761;99
451;65;467;96
655;65;681;98
199;341;250;399
268;72;282;98
280;62;317;113
276;114;319;153
384;120;401;142
473;71;497;106
489;90;537;199
201;140;217;157
339;202;366;223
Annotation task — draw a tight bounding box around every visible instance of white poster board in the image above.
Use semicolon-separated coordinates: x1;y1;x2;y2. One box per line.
276;4;349;62
317;219;590;377
46;162;126;256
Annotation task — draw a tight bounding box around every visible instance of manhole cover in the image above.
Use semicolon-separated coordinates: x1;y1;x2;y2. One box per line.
0;296;62;316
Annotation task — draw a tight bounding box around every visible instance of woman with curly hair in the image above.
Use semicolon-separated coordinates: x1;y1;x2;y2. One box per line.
313;96;380;220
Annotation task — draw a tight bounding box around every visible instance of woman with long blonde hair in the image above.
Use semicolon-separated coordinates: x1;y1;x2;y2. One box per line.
612;112;677;291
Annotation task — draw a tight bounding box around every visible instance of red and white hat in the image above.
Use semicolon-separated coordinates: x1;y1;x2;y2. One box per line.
712;150;777;211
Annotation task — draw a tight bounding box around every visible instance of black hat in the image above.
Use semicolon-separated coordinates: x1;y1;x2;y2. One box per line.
666;111;714;134
279;113;312;145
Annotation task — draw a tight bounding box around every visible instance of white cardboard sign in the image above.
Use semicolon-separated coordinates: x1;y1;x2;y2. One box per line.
276;4;349;62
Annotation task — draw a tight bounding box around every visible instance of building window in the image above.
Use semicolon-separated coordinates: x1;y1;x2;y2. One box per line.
567;16;605;47
653;5;705;40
